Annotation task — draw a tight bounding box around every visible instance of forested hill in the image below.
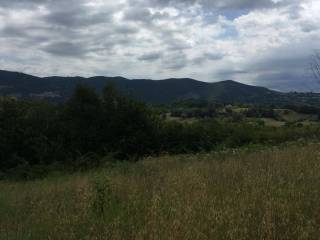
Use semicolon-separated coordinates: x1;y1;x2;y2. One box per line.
1;69;320;106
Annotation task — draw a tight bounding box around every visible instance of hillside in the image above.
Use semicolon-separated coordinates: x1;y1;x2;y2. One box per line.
1;69;320;105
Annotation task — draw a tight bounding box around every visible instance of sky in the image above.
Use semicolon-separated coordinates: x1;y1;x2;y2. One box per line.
0;0;320;91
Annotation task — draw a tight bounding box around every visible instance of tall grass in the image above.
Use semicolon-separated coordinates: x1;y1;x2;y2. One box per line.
1;142;320;239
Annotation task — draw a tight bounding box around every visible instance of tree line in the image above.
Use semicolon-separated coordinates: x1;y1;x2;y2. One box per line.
1;84;319;179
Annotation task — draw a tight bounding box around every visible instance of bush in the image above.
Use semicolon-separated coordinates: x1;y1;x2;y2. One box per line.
1;86;320;179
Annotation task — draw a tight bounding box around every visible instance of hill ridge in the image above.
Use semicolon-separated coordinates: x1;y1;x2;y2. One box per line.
1;69;320;106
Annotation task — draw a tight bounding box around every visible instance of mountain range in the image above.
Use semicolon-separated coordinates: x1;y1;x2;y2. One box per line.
1;69;320;106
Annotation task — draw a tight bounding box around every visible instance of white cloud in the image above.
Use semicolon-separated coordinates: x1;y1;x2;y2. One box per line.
0;0;319;91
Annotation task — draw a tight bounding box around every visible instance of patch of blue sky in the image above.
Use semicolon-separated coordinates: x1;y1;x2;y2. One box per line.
221;9;250;21
218;25;238;39
202;8;249;22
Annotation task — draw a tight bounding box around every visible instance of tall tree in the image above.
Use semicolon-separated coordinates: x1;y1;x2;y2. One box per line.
63;85;103;156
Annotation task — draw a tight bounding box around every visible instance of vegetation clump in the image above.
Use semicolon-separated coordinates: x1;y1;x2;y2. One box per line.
1;142;320;239
1;85;320;179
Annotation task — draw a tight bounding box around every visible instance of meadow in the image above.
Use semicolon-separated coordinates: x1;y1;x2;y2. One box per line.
1;142;320;239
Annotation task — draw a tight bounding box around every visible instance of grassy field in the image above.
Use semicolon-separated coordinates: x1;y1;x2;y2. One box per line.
276;109;318;122
1;142;320;239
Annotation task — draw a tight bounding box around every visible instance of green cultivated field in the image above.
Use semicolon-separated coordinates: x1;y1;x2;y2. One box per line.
1;142;320;239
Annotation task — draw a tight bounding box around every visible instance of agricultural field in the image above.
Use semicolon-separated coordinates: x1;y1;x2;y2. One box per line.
166;104;320;128
1;142;320;239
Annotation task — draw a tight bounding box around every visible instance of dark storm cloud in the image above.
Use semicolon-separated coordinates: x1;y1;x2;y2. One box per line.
124;7;152;22
138;52;162;61
162;52;188;70
114;25;140;35
0;0;46;9
123;6;171;24
44;8;110;28
1;25;29;38
192;53;224;65
0;24;52;50
43;42;88;57
0;0;115;29
0;0;125;57
41;0;114;29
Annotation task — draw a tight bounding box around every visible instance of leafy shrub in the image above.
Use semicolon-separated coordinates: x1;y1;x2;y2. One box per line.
1;86;320;179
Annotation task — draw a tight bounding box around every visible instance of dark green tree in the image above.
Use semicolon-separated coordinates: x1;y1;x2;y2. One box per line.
63;85;103;157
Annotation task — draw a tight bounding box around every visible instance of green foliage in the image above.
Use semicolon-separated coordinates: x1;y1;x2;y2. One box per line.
63;85;103;157
1;85;320;179
92;175;110;219
0;84;163;178
0;98;61;172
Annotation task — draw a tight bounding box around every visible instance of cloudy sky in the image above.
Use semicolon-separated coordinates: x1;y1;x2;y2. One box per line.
0;0;320;91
